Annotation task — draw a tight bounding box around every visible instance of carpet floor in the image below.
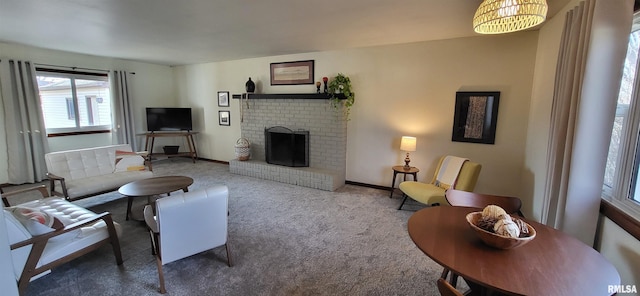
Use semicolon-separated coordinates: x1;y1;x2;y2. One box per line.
6;159;462;296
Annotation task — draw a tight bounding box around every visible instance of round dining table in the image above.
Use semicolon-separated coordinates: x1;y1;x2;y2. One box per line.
407;206;620;296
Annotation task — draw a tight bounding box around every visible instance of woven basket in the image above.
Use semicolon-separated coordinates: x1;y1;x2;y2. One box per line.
234;138;250;161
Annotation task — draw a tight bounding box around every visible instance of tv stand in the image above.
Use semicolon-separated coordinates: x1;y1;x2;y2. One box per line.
143;131;198;165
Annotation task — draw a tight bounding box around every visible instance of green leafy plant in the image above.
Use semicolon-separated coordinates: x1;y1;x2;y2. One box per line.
328;73;355;120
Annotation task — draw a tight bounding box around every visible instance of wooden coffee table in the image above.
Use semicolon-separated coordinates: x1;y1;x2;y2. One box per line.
118;176;194;221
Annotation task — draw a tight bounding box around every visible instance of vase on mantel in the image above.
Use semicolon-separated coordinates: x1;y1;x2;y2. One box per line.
245;77;255;93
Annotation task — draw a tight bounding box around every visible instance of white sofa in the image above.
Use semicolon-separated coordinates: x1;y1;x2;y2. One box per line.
2;186;123;295
45;144;153;201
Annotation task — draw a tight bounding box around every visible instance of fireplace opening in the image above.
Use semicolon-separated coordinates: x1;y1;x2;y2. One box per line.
265;126;309;167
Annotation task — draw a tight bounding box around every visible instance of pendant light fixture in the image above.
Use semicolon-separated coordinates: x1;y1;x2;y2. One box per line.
473;0;548;34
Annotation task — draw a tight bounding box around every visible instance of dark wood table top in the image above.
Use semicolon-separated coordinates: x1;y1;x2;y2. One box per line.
408;206;620;296
118;176;193;197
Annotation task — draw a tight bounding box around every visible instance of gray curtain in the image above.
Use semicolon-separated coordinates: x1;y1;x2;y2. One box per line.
111;70;138;151
0;60;49;183
542;0;632;245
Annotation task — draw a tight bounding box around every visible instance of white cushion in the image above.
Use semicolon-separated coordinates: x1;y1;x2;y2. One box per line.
4;210;33;280
60;170;153;199
45;144;133;180
11;198;122;273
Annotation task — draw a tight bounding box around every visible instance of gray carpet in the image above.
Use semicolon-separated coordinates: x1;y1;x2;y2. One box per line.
7;159;455;296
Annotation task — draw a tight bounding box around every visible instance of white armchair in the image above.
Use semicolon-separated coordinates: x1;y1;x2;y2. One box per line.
144;185;232;294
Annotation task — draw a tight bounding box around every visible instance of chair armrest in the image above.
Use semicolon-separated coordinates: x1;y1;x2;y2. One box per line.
144;205;158;233
10;212;112;250
1;185;49;207
47;172;69;199
136;151;152;171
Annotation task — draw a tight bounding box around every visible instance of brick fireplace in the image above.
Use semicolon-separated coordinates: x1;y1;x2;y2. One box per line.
229;93;347;191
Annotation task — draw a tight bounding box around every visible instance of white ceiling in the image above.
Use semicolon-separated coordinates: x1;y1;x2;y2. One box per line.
0;0;571;66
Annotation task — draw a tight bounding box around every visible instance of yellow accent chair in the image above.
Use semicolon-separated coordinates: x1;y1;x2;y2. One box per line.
397;156;481;210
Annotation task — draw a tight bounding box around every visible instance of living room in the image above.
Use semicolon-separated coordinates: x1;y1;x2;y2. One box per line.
1;0;639;295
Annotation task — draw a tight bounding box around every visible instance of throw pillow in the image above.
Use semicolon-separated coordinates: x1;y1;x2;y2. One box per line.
115;150;146;172
9;206;59;236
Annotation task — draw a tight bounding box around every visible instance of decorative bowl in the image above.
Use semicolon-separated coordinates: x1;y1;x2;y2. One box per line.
465;212;536;250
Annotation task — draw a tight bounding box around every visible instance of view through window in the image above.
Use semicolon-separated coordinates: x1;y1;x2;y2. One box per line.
36;69;112;134
605;16;640;208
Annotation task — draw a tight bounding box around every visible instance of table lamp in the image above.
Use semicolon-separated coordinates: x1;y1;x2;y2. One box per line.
400;136;417;170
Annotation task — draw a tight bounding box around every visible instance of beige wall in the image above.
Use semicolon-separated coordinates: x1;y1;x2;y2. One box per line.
0;41;176;182
174;33;539;197
596;218;640;290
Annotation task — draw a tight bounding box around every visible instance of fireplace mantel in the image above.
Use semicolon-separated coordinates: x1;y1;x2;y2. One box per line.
232;93;347;100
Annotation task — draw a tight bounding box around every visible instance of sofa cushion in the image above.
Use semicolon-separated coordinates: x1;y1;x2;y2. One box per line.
45;144;133;181
61;170;153;199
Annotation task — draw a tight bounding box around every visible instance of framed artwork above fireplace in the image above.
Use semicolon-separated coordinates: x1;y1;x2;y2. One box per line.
270;60;314;85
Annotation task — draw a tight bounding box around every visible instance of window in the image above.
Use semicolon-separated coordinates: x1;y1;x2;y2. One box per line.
36;69;112;134
604;14;640;216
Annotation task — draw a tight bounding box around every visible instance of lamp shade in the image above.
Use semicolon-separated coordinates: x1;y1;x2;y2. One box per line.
400;136;417;152
473;0;548;34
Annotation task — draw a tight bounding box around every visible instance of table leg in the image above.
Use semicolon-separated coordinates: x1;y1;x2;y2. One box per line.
126;196;133;221
389;171;399;198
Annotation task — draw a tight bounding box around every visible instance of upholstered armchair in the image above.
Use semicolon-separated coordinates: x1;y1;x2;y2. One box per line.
398;156;481;210
144;185;232;294
2;185;123;295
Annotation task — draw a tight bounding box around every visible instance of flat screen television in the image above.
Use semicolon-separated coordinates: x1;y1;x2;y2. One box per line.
146;107;193;132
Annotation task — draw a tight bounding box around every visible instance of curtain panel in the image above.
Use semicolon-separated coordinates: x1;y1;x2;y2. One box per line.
542;0;633;245
111;71;138;151
0;60;49;184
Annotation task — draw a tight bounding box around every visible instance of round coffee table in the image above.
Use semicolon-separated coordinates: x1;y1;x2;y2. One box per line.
118;176;194;221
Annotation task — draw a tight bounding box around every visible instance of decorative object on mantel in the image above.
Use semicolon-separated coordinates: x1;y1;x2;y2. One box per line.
245;78;255;93
328;73;355;120
400;136;417;170
322;77;328;93
473;0;548;34
234;138;251;161
316;81;321;94
451;91;500;144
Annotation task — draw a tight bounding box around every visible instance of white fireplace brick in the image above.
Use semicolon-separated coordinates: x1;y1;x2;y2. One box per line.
230;97;346;191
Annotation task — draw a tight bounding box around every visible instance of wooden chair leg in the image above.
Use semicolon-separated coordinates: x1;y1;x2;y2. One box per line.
398;194;409;210
225;242;233;267
155;255;166;294
103;215;123;265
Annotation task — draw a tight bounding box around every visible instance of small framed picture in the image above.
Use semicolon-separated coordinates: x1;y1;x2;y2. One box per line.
218;91;230;107
219;110;230;126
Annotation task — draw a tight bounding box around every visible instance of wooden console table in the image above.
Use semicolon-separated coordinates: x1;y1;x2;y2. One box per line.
142;132;198;165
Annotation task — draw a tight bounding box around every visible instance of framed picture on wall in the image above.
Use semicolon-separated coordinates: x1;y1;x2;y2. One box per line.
219;110;230;126
270;60;314;85
451;91;500;144
218;91;230;107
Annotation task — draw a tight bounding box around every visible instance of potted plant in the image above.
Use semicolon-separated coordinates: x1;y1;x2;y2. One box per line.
328;73;355;120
